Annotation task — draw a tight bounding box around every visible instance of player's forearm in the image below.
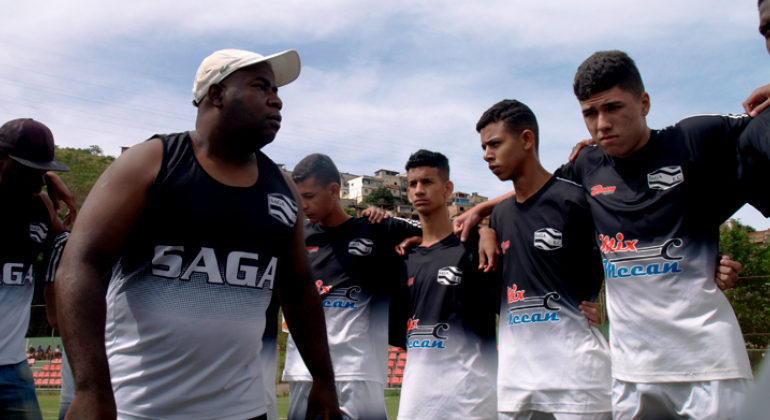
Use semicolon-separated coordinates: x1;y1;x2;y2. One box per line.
476;191;514;218
56;260;115;399
279;279;335;382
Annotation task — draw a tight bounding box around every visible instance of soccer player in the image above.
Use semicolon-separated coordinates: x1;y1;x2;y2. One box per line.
477;100;612;420
55;49;341;420
282;153;421;420
558;51;754;419
397;150;498;420
0;118;70;420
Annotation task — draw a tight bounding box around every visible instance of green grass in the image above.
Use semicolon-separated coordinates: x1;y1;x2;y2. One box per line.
36;390;402;420
36;392;60;420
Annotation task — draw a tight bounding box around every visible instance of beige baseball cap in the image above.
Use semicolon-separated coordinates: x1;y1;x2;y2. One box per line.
192;49;301;105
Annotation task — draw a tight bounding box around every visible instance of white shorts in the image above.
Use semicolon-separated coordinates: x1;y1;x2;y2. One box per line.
287;380;387;420
612;378;751;420
498;411;611;420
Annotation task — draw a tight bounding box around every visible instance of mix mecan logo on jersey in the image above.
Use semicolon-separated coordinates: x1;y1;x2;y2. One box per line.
647;166;684;190
406;316;450;349
315;280;361;309
348;238;373;256
506;284;561;326
267;193;298;228
600;232;684;279
534;228;562;251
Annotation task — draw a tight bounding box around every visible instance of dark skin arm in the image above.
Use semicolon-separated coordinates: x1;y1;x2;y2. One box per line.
56;139;162;420
278;172;341;420
40;191;68;330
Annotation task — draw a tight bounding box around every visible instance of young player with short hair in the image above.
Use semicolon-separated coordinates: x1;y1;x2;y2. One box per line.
556;50;754;419
282;153;421;420
477;100;612;420
397;150;498;420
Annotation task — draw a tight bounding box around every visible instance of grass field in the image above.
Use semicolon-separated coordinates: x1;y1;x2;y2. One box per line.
36;390;402;419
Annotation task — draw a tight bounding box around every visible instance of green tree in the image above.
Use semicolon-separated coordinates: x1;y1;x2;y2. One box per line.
719;220;770;366
363;187;395;206
50;146;116;212
344;206;357;217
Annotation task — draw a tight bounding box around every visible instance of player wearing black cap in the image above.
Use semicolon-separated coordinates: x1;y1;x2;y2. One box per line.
0;118;69;420
55;49;341;420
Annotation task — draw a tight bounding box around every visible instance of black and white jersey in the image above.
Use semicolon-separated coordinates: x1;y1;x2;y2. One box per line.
283;217;420;385
398;233;498;420
0;193;51;365
491;177;611;414
106;132;297;420
738;108;770;217
555;114;754;383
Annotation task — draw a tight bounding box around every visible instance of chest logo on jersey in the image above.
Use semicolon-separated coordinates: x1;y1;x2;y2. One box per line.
501;240;511;254
29;222;49;244
590;184;616;197
647;166;684;190
267;193;298;228
1;263;34;286
406;316;449;349
506;284;561;326
150;245;277;290
316;280;362;309
437;266;462;286
348;238;373;256
534;228;562;251
600;233;684;279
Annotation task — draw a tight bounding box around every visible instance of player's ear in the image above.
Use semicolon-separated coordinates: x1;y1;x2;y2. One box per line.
520;130;536;152
640;92;650;117
208;84;226;108
328;182;340;201
444;180;454;198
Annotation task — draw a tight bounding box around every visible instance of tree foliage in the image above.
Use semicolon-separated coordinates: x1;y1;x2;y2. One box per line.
719;220;770;352
50;146;116;212
363;187;395;206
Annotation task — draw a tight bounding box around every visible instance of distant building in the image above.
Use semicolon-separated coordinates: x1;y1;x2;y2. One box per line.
748;229;770;245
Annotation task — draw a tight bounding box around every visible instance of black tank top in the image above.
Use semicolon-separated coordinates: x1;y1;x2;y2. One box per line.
105;132;298;419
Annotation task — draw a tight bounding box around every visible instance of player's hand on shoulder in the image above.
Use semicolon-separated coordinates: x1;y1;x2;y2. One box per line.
362;206;389;224
305;379;342;420
64;391;117;420
715;254;742;291
45;172;77;227
453;208;483;242
478;227;499;273
743;83;770;117
396;235;422;256
579;301;602;328
568;139;595;162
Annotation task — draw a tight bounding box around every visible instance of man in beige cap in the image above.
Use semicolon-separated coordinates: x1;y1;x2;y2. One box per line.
56;49;341;420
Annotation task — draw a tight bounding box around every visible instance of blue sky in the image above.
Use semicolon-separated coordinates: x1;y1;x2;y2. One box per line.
2;0;769;229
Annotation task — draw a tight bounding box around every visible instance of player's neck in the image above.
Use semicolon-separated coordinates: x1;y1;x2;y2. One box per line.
511;159;552;203
417;208;454;247
318;204;352;228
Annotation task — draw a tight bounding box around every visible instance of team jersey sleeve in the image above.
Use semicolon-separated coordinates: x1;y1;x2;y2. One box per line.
382;217;422;247
675;114;752;166
45;231;70;283
738;110;770;217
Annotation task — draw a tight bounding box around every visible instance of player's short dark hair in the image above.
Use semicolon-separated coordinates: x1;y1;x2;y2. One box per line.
760;0;766;7
573;50;645;101
405;149;450;182
476;99;539;153
292;153;341;187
